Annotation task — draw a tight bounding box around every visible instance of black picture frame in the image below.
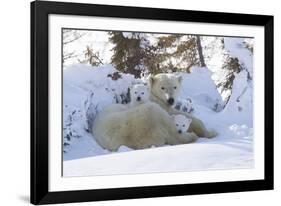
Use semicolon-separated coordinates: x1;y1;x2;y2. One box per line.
31;0;274;204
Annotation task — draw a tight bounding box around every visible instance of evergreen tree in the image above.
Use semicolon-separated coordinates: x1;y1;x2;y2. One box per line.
216;38;253;107
109;32;149;78
109;32;205;76
154;34;199;73
218;56;242;105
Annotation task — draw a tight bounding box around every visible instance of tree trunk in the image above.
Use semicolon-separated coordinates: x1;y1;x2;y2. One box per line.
196;35;206;67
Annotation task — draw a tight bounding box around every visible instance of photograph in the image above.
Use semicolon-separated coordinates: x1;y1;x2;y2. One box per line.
30;1;273;204
62;29;254;177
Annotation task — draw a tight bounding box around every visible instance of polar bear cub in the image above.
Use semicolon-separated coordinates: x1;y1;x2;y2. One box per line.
148;73;217;138
174;98;194;113
173;114;192;134
130;84;149;106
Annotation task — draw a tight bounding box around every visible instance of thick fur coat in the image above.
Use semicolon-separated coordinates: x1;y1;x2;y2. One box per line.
148;73;217;138
92;102;197;151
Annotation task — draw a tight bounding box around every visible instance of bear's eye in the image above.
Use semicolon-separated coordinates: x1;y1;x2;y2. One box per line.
161;87;165;90
182;124;185;127
174;86;177;89
141;92;144;95
176;124;179;126
135;91;137;94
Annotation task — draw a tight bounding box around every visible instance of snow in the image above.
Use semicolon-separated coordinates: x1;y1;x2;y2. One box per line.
179;67;223;111
64;140;253;176
223;37;253;122
201;36;253;102
63;63;253;177
224;37;253;75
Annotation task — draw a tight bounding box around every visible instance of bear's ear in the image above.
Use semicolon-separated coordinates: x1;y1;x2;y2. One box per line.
178;76;183;83
148;75;155;87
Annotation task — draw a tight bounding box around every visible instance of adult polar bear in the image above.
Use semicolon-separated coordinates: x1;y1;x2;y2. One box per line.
92;102;197;151
92;73;216;151
148;73;217;138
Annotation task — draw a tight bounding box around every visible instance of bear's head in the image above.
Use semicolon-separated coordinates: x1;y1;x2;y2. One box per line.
172;114;192;134
130;84;149;105
148;73;182;106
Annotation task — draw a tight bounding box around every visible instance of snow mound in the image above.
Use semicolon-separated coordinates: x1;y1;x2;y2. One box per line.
179;67;223;111
64;140;253;177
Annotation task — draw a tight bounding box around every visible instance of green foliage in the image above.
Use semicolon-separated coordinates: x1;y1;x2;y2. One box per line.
109;32;202;77
218;57;242;104
147;34;199;73
109;32;146;78
220;57;241;91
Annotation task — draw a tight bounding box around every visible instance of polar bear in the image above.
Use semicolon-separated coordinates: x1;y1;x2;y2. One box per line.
100;84;149;115
173;114;192;134
92;102;198;151
148;73;217;138
129;84;149;106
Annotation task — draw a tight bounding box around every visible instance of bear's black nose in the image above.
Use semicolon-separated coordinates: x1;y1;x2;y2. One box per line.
137;96;141;101
178;130;182;134
167;98;174;105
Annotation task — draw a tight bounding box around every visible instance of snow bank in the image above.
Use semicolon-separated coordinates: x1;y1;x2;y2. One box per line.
179;67;223;111
64;140;253;176
63;64;137;158
223;38;253;125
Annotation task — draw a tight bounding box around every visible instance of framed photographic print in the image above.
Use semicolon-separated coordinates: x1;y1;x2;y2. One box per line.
31;0;274;204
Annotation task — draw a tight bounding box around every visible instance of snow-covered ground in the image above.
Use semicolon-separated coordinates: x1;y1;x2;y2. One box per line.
63;63;253;177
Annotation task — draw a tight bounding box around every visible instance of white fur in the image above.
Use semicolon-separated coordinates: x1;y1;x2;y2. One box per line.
130;84;149;106
92;102;197;151
148;73;182;108
148;73;217;138
173;114;192;134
